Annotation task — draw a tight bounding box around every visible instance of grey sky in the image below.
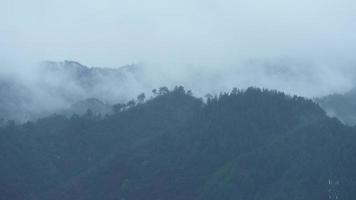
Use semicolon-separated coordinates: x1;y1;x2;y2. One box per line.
1;0;356;67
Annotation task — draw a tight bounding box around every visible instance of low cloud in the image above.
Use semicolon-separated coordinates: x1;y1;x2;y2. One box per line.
1;0;356;121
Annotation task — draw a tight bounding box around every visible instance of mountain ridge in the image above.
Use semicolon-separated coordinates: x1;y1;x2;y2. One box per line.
1;87;355;200
0;61;142;122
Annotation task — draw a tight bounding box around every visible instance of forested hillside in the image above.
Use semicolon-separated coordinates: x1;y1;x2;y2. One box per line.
1;87;356;200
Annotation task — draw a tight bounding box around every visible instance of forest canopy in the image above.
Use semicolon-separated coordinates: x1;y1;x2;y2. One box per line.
0;87;355;200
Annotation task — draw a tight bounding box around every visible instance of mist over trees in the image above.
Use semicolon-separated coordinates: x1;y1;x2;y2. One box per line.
1;87;356;200
1;0;355;199
0;61;145;122
317;88;356;126
1;60;356;124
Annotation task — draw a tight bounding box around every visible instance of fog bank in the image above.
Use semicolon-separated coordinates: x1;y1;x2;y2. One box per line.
1;0;356;121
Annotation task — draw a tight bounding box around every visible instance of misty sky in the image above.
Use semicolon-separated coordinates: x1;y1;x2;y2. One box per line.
1;0;356;68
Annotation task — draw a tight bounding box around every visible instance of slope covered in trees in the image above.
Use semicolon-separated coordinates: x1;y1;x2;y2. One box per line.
1;87;356;200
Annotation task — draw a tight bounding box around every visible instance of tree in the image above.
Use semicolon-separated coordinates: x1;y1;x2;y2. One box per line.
205;94;213;104
231;87;239;95
173;86;185;95
126;100;136;107
158;87;169;95
187;90;193;96
113;103;125;113
137;93;146;103
152;89;158;96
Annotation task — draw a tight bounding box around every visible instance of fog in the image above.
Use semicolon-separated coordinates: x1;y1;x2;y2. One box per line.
1;0;356;65
1;0;356;121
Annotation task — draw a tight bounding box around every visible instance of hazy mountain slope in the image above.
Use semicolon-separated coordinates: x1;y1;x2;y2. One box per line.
0;61;142;122
1;87;355;200
0;77;33;121
40;61;143;97
60;98;113;117
316;88;356;125
1;59;354;123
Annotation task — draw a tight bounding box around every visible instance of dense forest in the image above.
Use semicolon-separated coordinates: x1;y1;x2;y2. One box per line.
1;86;356;200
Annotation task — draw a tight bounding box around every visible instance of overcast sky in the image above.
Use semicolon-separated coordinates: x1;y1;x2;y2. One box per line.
1;0;356;68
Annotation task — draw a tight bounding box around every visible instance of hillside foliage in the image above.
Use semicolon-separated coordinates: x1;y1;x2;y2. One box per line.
1;87;356;200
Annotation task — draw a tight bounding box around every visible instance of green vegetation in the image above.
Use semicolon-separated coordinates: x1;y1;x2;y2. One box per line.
1;87;355;200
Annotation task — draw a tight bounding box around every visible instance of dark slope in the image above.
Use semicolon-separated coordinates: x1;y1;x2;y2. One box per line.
1;87;356;200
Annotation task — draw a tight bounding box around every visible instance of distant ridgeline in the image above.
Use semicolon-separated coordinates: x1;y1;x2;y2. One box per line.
1;87;356;200
1;60;356;127
0;61;141;123
316;88;356;126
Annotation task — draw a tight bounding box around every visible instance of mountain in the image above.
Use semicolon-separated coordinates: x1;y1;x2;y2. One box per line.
1;87;356;200
62;98;113;117
1;60;352;123
0;77;34;121
41;61;141;92
0;61;143;122
316;88;356;125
